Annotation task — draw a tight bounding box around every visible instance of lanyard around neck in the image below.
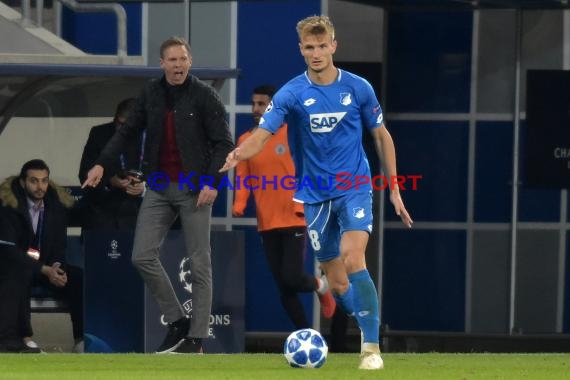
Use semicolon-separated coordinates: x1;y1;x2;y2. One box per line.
119;130;147;172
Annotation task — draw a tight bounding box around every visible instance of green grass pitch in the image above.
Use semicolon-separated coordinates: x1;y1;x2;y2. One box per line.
1;353;569;380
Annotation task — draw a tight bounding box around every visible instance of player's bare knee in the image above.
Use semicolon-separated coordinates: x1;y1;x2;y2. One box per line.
330;278;349;295
342;252;366;273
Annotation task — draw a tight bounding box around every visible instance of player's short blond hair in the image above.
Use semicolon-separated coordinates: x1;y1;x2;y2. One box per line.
296;15;335;41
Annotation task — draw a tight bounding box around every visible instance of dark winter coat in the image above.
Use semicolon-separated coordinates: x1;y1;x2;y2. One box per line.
0;177;74;275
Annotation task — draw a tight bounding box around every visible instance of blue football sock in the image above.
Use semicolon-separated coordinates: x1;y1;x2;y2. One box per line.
333;283;355;316
349;269;380;344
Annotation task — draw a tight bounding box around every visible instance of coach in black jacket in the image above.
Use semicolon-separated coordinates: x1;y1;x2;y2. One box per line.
82;37;234;354
94;61;232;193
0;159;83;352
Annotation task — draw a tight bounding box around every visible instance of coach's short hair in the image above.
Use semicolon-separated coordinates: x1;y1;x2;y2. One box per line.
160;36;191;58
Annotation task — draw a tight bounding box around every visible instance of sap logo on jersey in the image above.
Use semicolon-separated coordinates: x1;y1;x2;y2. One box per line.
310;112;347;133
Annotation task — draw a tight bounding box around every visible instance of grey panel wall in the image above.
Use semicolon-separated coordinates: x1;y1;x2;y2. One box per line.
328;0;384;63
515;230;560;333
146;1;189;65
471;231;510;333
189;2;232;67
477;10;563;113
189;1;232;102
520;10;563;109
477;10;517;113
0;19;62;54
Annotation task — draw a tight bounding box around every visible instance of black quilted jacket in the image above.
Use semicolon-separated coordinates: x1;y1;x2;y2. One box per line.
96;74;234;190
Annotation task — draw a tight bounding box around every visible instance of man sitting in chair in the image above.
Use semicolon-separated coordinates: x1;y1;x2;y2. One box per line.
0;159;83;353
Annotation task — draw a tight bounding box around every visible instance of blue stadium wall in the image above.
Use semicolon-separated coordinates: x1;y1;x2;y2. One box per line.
61;2;142;55
383;11;473;333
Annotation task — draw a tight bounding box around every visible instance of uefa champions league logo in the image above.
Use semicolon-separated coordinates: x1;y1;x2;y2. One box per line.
179;258;193;318
107;240;121;259
161;257;194;326
179;257;193;294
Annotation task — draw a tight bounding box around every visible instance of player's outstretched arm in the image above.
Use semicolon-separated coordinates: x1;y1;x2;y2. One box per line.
220;128;272;172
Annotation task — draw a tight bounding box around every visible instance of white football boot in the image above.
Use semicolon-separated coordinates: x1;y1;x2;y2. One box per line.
359;342;384;370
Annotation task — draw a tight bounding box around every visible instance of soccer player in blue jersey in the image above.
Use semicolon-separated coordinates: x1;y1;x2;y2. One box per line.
221;15;412;369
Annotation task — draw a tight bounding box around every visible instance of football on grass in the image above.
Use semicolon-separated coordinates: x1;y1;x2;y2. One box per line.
283;328;328;368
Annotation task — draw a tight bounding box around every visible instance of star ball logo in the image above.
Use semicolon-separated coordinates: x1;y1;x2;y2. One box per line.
179;257;193;294
107;239;121;259
170;257;232;339
179;257;194;317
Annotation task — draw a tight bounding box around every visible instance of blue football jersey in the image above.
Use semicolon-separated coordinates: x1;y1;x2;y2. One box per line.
259;69;384;203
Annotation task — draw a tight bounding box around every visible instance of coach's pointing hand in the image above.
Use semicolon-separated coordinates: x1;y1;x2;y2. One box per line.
82;165;104;188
